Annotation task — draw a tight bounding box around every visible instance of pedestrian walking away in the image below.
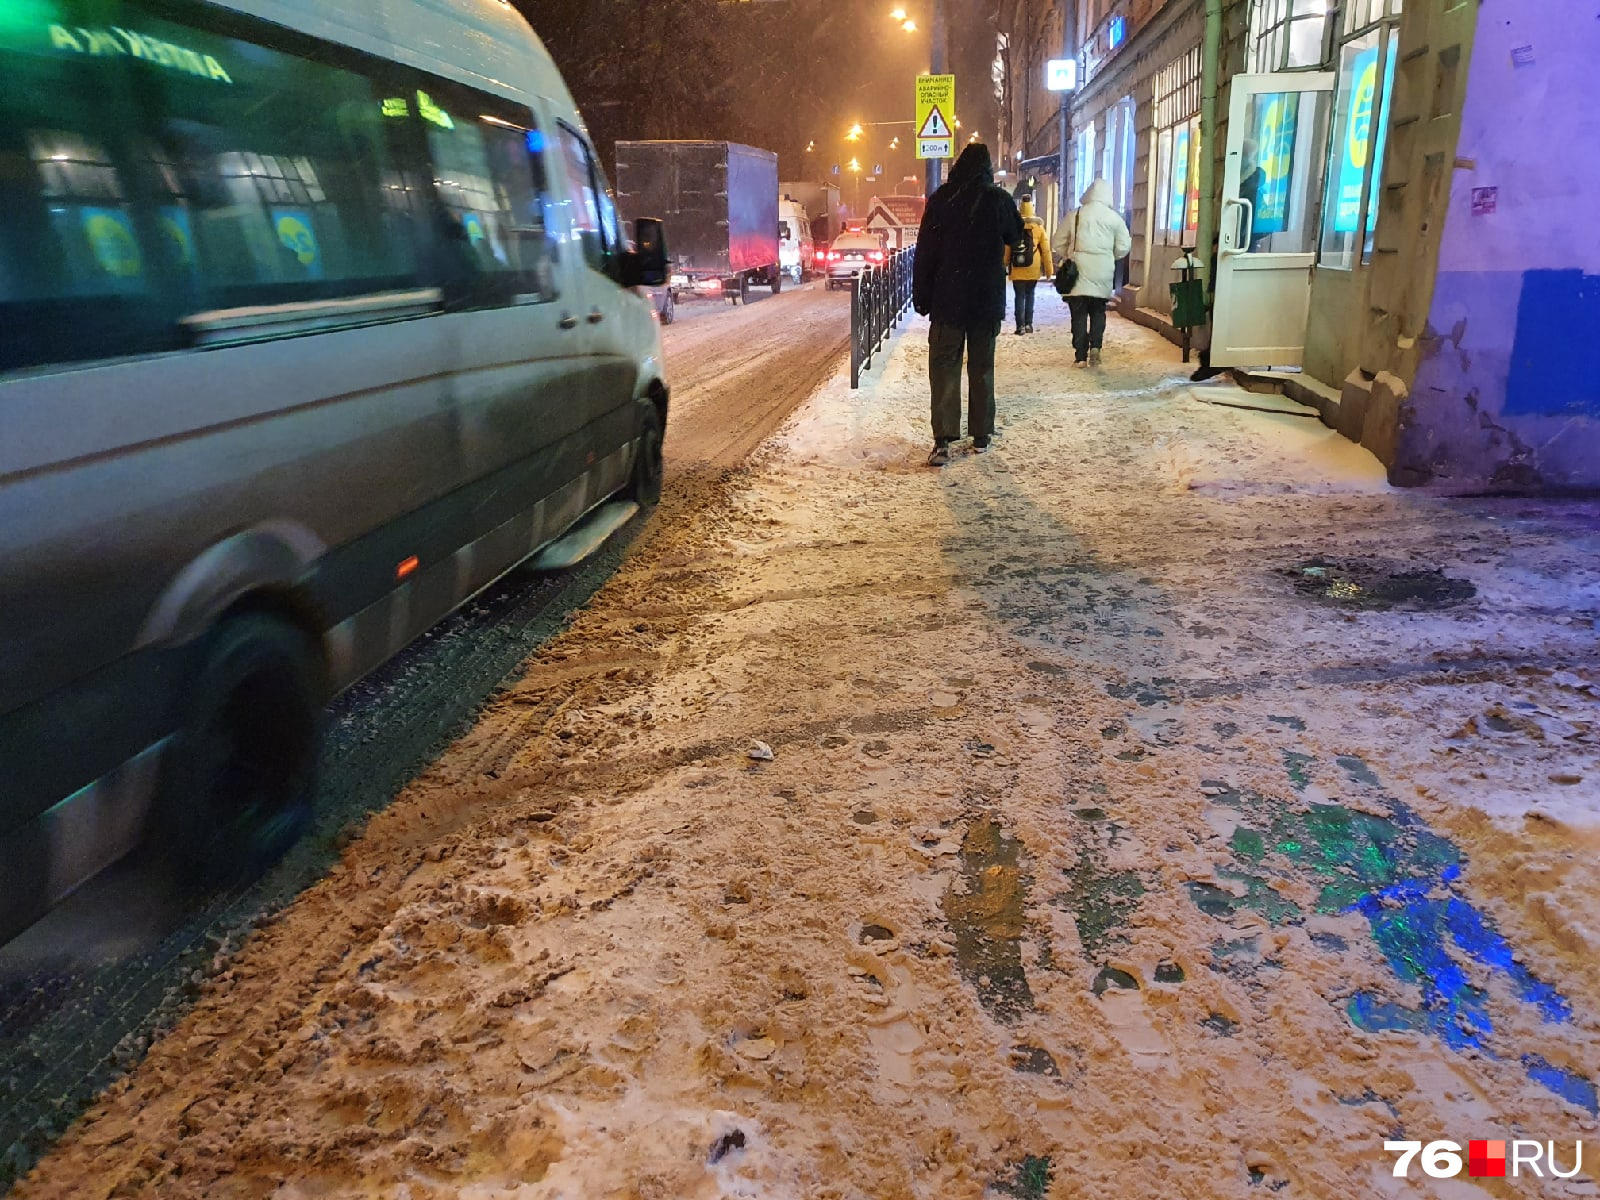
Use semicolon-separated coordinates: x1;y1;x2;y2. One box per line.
1006;198;1053;335
1052;179;1131;368
912;142;1023;465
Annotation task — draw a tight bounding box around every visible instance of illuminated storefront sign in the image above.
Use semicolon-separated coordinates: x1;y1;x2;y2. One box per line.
1253;93;1299;236
1332;41;1396;233
272;209;323;278
416;90;454;130
1169;125;1190;235
81;207;141;277
48;23;232;82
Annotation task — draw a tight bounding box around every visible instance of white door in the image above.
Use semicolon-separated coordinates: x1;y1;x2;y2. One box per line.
1210;72;1335;369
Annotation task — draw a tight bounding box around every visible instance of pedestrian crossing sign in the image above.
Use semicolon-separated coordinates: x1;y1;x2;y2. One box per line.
915;73;956;160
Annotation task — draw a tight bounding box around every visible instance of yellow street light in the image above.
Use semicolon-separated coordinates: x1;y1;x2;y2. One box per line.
848;158;861;173
845;122;864;141
902;19;917;31
889;7;907;19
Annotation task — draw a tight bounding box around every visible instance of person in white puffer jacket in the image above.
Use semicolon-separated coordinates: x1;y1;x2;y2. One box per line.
1051;179;1132;367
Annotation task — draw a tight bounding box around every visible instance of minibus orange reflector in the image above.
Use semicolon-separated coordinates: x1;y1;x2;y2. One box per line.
396;555;419;580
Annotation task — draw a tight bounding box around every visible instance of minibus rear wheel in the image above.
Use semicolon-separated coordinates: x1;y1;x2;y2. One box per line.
158;612;324;885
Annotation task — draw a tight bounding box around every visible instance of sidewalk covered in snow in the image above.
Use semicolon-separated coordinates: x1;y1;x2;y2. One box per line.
18;300;1600;1198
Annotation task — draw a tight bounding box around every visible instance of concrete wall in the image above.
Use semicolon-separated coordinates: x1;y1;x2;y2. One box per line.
1394;2;1600;490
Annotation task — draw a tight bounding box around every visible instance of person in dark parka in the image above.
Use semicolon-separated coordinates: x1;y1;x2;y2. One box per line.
912;143;1023;466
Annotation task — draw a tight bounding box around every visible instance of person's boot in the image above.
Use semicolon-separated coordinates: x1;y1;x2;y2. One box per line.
1089;348;1102;367
1190;348;1225;382
927;440;952;467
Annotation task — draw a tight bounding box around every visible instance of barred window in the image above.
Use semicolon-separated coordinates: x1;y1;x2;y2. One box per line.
1250;0;1335;73
1151;47;1201;248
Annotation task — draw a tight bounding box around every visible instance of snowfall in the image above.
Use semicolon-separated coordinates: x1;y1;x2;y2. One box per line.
17;297;1600;1199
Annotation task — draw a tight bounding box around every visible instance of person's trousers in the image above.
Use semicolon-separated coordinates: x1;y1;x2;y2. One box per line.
928;320;998;443
1067;296;1108;361
1012;281;1037;330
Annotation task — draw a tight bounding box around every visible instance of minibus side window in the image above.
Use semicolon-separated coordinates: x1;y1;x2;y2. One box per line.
591;155;625;266
123;1;423;312
0;25;175;370
553;124;608;277
421;103;556;303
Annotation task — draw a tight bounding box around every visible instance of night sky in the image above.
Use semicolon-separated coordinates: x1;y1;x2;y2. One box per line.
524;0;997;185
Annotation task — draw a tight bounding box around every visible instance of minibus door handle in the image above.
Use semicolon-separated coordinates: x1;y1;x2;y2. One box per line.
559;312;580;330
586;308;605;325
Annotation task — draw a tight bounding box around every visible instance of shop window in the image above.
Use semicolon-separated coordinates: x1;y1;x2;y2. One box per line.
1151;47;1201;247
1319;14;1399;269
1073;124;1097;203
1235;86;1331;254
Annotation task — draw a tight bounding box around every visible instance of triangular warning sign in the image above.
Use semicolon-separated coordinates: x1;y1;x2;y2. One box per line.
917;106;952;140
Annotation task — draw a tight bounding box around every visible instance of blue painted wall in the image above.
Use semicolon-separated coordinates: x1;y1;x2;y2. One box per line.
1504;270;1600;418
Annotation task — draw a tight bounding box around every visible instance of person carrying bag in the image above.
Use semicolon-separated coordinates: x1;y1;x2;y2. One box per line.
1051;179;1131;368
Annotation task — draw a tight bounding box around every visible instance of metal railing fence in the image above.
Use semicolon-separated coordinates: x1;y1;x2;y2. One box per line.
850;245;916;389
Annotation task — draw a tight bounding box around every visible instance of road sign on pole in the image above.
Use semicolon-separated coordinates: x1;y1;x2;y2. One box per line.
915;74;955;160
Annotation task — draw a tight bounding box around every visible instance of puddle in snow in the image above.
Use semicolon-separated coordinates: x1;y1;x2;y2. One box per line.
942;817;1033;1023
1284;557;1477;611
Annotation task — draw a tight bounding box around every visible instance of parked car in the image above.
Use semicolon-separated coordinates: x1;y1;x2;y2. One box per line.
778;197;815;283
822;231;887;289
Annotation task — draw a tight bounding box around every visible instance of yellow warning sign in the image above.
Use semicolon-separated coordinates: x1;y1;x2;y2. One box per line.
915;74;955;160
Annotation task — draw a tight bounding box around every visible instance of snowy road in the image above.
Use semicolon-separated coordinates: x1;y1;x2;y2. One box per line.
13;299;1600;1197
660;280;851;472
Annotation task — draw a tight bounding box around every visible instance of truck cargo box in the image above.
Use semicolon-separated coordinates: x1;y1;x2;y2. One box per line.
617;141;780;283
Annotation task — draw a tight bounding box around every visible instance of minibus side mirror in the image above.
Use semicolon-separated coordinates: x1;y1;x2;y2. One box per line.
623;217;668;287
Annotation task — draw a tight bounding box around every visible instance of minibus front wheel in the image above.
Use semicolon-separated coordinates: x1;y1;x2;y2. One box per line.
158;612;324;884
629;400;664;507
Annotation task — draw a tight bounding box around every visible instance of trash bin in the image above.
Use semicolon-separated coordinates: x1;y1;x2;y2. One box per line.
1169;250;1205;364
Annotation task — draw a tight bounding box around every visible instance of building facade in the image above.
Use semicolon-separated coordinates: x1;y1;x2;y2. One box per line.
998;0;1599;491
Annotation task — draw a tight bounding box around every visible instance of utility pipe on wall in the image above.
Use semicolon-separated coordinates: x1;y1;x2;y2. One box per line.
1057;0;1077;220
1195;0;1224;303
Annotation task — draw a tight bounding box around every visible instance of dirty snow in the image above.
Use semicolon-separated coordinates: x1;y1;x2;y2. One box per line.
16;298;1600;1199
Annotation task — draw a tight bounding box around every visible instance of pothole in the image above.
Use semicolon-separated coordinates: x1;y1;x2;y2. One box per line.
1283;558;1477;611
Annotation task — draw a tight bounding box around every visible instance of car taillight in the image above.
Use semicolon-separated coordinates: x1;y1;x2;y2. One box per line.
869;251;885;263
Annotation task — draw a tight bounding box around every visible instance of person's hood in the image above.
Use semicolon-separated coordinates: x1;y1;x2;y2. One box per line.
1019;199;1036;219
1080;179;1113;208
947;143;994;188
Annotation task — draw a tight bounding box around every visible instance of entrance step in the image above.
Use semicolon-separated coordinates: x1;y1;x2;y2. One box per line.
530;499;640;571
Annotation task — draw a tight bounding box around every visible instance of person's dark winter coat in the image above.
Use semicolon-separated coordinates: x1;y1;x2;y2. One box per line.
912;144;1023;329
